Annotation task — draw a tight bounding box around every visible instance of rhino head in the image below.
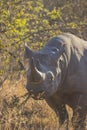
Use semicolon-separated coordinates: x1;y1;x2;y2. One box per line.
24;43;65;100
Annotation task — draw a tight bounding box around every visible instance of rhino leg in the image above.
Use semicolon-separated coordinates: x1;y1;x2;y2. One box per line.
46;98;69;130
72;107;86;130
57;104;69;130
71;95;87;130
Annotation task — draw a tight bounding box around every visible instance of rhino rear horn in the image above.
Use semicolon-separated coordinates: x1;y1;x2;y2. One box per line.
58;44;65;58
24;43;33;58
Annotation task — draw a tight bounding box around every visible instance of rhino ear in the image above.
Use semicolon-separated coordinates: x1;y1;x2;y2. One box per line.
24;43;32;59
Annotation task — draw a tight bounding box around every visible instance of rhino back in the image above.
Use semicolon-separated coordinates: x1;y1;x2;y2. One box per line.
59;33;87;94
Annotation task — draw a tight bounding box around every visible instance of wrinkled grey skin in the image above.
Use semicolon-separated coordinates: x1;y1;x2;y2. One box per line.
24;33;87;130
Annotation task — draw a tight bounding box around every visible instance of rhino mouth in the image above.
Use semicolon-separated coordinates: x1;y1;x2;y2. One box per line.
28;90;46;100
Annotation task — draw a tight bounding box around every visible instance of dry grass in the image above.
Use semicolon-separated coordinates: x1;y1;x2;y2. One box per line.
0;77;87;130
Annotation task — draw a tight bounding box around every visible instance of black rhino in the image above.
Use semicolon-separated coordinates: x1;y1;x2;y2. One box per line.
24;33;87;130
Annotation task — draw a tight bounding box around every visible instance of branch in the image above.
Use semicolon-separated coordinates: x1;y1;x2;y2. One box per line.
0;48;25;70
0;66;11;89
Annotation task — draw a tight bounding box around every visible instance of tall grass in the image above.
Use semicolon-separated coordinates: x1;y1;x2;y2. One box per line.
0;78;87;130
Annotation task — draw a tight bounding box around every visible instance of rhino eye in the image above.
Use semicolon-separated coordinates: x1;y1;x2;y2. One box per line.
52;47;59;54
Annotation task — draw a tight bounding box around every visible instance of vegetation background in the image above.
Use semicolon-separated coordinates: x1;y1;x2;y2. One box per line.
0;0;87;129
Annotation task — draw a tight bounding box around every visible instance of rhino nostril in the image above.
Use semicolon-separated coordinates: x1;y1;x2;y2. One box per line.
47;71;54;81
26;85;32;92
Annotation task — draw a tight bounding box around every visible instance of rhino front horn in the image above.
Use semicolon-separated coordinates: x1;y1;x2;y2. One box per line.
29;58;44;83
24;43;33;58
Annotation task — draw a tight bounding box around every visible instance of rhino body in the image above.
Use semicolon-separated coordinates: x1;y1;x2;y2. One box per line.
24;33;87;130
